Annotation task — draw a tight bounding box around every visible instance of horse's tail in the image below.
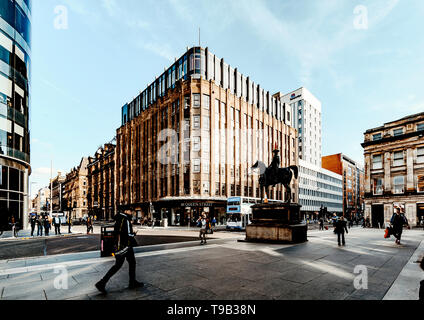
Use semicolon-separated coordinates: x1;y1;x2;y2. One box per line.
289;166;299;179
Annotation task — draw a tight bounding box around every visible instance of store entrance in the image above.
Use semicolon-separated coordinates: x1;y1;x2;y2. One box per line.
417;204;424;227
371;204;384;228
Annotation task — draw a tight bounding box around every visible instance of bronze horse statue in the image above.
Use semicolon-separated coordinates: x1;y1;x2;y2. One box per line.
251;150;299;203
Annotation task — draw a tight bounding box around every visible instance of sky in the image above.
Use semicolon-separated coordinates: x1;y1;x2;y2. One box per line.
29;0;424;197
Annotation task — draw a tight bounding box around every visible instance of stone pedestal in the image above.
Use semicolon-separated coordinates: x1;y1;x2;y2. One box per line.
245;203;307;244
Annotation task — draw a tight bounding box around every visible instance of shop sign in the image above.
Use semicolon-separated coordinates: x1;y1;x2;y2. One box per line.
181;202;213;208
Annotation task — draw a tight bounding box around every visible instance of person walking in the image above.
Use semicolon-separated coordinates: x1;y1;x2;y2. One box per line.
331;213;338;226
86;216;94;234
391;208;409;245
53;215;61;235
95;209;143;294
67;215;72;234
30;215;37;237
36;215;43;236
197;213;208;245
319;218;324;231
44;216;50;236
334;216;348;246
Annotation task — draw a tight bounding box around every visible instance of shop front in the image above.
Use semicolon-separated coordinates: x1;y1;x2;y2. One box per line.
154;199;227;227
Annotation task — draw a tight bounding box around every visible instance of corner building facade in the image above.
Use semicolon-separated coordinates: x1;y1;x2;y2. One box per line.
116;47;298;226
0;0;31;229
362;112;424;227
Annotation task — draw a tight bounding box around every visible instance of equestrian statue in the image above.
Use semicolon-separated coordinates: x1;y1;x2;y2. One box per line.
251;148;299;204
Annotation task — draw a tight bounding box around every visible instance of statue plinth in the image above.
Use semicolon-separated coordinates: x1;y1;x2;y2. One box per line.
244;203;307;244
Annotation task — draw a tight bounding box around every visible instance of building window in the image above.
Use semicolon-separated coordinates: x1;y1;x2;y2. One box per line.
417;123;424;131
373;133;382;141
417;147;424;164
193;116;200;129
193;159;201;173
372;154;383;170
203;181;210;194
193;94;200;108
393;176;405;194
418;175;424;193
202;94;210;110
393;151;404;166
193;137;201;152
393;128;404;136
373;178;383;195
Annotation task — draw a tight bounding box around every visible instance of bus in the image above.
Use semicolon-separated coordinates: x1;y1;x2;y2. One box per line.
226;197;259;230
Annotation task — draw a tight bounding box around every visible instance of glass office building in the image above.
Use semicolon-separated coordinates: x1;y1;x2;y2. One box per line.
0;0;31;229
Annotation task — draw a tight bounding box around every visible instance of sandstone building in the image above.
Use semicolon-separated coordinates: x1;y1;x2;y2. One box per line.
63;157;89;219
87;143;116;221
116;46;298;226
362;112;424;227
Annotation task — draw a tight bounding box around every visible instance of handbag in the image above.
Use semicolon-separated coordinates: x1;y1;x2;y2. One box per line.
384;227;390;239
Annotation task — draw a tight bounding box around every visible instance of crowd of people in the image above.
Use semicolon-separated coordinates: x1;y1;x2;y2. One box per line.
27;214;98;237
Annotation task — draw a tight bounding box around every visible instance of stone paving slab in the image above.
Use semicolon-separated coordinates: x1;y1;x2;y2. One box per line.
0;228;422;300
383;239;424;300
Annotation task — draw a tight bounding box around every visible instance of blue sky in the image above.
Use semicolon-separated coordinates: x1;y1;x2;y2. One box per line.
29;0;424;196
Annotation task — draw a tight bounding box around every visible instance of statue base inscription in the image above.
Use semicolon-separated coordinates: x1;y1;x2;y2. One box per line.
245;203;307;244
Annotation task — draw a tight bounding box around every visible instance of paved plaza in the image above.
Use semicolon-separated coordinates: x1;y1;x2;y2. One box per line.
0;227;422;300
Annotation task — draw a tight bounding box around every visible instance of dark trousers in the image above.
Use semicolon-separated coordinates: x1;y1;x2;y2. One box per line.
337;232;345;245
393;228;402;242
102;247;136;284
68;224;72;233
37;225;43;236
55;225;61;235
31;225;35;236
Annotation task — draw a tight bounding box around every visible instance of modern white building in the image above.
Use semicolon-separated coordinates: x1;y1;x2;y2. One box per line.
278;87;322;167
298;159;343;218
276;88;342;218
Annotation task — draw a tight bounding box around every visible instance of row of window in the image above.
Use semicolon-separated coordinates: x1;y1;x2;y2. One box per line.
372;123;424;141
299;188;343;201
0;0;31;46
372;175;424;195
299;198;343;210
300;166;341;185
122;48;288;127
372;148;424;169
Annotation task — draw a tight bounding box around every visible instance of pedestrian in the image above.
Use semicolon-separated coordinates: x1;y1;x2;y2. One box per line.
53;215;61;235
67;215;72;234
319;218;324;231
334;216;349;246
10;216;18;238
95;208;143;294
87;216;94;234
212;216;216;228
30;215;36;237
331;213;338;226
391;208;409;245
419;258;424;301
197;213;208;245
37;215;43;236
44;216;50;236
366;216;371;228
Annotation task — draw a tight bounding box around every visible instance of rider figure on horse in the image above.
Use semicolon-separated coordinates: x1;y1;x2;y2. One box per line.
270;149;280;177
